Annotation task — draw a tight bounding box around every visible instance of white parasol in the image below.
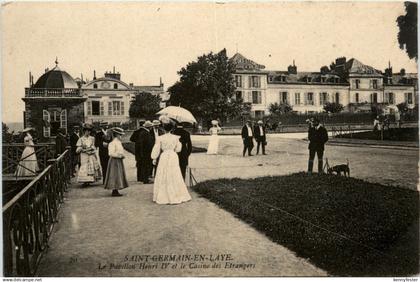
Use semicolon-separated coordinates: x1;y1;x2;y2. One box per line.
156;106;197;124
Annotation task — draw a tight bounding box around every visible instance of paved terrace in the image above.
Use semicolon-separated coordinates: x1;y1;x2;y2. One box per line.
36;135;418;276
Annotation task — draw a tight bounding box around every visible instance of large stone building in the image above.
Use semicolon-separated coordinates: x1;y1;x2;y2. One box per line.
23;62;165;139
231;53;418;118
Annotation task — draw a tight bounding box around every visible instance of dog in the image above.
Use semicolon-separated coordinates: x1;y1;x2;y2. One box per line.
327;159;350;177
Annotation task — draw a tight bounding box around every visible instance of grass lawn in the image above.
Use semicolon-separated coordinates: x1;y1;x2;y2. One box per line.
338;127;418;142
193;173;419;276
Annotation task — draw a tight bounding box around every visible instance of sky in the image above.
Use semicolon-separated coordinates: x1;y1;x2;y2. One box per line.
2;1;418;123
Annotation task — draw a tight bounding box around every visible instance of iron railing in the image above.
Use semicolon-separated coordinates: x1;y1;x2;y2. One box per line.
2;149;71;276
25;88;81;98
2;143;56;175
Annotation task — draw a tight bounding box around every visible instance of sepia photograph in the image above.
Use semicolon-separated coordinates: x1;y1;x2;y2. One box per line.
1;1;419;279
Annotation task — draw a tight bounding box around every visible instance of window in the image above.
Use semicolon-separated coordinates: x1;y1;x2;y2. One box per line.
93;83;98;89
355;79;360;89
91;101;100;115
321;76;326;83
372;79;378;89
335;77;340;83
295;93;301;105
114;83;118;89
355;93;359;103
235;91;242;100
307;77;312;83
335;93;340;104
249;76;261;88
87;101;92;115
388;93;394;104
280;92;288;103
306;92;314;105
405;93;413;104
100;101;105;115
252;91;262;104
108;102;112;116
235;75;242;87
268;76;273;82
319;92;328;105
371;93;378;103
112;101;121;115
43;110;50;137
60;109;67;135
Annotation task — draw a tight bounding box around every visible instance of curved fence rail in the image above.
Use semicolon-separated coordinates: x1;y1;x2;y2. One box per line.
2;149;71;277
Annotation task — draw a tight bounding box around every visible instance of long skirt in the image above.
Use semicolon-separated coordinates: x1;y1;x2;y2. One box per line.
77;153;102;183
207;135;219;155
104;157;129;190
15;146;39;177
153;150;191;205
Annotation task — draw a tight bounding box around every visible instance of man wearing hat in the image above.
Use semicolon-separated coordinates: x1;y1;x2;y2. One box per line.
130;120;154;183
241;120;254;156
69;125;81;176
307;117;328;174
95;122;111;184
254;120;267;155
173;122;193;179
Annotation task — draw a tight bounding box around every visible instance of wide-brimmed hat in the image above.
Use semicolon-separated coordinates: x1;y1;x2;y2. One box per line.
211;120;218;125
152;120;160;126
143;121;153;128
257;120;263;124
111;127;125;135
22;127;34;133
83;123;94;130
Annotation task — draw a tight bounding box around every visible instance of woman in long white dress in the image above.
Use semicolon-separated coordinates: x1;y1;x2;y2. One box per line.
207;120;222;155
151;117;191;205
15;128;39;177
76;124;102;186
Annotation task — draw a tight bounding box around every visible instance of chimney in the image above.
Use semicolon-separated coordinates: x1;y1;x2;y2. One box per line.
287;60;297;74
93;70;97;80
29;72;31;87
160;77;163;87
31;74;34;86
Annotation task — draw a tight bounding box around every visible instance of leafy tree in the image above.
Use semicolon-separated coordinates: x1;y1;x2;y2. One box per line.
168;49;242;123
397;102;409;113
269;102;293;115
323;102;344;113
129;92;161;120
397;2;418;60
2;123;13;143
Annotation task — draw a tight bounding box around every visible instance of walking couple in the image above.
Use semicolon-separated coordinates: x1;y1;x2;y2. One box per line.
131;116;192;205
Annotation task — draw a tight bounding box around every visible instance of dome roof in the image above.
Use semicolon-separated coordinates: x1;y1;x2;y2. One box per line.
33;66;78;89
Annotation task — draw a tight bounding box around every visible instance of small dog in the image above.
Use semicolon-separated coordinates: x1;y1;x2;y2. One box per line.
327;159;350;177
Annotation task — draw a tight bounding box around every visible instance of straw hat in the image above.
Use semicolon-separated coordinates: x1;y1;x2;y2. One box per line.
152;120;160;126
257;120;263;125
143;121;153;128
159;115;171;125
211;120;218;126
111;127;125;135
22;127;34;133
83;123;94;130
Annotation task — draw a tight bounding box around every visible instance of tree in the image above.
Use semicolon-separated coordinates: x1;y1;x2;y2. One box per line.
269;102;293;115
129;92;161;120
397;2;418;60
323;102;344;113
168;49;242;123
2;123;13;143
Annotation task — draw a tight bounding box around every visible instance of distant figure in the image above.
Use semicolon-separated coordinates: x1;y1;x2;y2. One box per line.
151;116;192;205
76;124;102;186
70;125;81;176
95;122;111;184
104;127;129;197
254;120;267;155
373;116;381;132
15;128;39;177
307;118;329;174
395;111;401;128
241;120;254;156
173;122;193;179
130;120;154;184
207;120;221;155
55;128;68;157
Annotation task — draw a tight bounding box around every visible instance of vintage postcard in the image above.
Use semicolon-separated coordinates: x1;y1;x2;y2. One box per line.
1;1;418;279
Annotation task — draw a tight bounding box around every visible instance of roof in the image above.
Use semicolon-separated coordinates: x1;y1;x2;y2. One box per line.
133;85;164;92
345;58;382;75
385;73;418;86
33;66;78;89
231;53;265;71
267;71;345;85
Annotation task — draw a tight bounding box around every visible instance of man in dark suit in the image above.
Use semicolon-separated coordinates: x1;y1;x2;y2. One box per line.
173;122;193;179
55;128;68;157
69;125;80;176
150;120;164;177
130;120;154;183
95;122;111;184
307;117;329;174
254;120;267;155
241;120;254;157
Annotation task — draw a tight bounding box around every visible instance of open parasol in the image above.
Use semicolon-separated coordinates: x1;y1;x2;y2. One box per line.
156;106;197;124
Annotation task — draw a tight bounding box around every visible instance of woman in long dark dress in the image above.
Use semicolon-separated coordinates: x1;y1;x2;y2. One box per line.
104;127;129;197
